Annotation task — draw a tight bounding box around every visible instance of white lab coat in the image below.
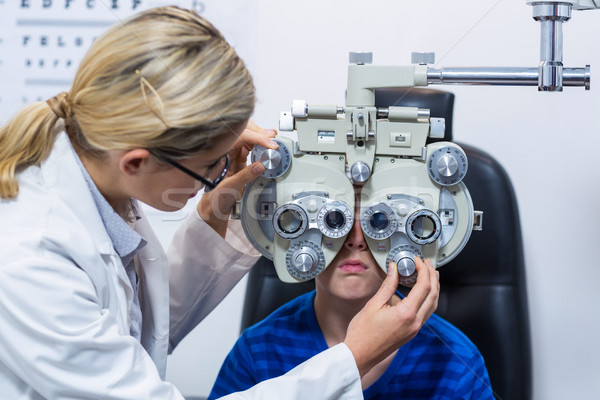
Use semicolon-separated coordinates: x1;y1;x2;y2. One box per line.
0;133;362;399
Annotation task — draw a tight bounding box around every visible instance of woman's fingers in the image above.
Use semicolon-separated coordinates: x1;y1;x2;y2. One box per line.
234;122;277;151
229;121;277;173
401;258;439;323
364;261;399;310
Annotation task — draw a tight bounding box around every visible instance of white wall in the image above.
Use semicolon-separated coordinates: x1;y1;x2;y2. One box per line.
166;0;600;398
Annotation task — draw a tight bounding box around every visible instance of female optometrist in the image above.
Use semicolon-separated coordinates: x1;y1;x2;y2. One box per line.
0;6;439;400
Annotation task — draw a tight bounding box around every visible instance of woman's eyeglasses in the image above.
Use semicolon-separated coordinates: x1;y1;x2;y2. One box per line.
155;153;229;191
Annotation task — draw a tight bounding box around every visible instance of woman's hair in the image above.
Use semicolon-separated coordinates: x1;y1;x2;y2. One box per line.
0;6;255;199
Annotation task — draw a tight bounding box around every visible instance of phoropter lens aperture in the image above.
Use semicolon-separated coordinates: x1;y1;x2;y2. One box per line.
325;210;346;230
278;209;303;234
370;211;389;232
317;201;353;239
406;209;442;245
411;214;436;240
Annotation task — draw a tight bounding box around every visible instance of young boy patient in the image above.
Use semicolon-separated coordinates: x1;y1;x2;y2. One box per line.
209;190;495;399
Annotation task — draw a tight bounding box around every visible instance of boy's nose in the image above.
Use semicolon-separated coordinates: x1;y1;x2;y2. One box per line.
344;214;367;251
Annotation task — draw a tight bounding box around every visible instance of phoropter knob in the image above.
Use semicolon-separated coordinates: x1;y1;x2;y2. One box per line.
285;241;326;281
437;153;458;177
427;143;468;186
386;244;422;287
251;139;292;178
292;247;319;273
350;161;371;184
392;251;417;277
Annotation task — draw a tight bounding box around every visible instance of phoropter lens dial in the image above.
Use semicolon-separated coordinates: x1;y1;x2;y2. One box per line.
426;144;468;186
285;240;326;281
360;203;397;240
317;201;353;238
386;244;423;287
273;204;308;239
251;139;292;178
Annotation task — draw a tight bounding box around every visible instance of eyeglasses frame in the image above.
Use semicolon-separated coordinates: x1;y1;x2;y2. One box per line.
152;152;230;191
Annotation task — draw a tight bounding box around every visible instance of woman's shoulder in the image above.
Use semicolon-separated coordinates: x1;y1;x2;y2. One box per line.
1;167;55;254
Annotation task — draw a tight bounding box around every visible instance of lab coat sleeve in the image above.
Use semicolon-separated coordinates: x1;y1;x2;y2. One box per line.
168;209;261;350
165;210;364;400
219;344;363;400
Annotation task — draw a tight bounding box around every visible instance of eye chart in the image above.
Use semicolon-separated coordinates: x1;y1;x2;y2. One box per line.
0;0;257;124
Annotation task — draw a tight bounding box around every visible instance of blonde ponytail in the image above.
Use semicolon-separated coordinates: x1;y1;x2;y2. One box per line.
0;6;255;199
0;101;64;199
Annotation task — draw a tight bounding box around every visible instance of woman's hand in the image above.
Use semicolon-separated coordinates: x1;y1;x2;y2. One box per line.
197;120;277;237
228;119;278;175
344;257;440;377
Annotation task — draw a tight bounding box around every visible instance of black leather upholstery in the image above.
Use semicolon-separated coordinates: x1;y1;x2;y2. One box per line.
241;257;315;332
241;88;532;400
434;141;532;400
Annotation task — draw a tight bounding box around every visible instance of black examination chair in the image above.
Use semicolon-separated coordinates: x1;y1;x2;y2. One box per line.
241;88;532;400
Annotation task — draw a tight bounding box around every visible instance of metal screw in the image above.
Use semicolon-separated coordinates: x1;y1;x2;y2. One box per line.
339;156;345;161
390;159;396;163
324;155;329;160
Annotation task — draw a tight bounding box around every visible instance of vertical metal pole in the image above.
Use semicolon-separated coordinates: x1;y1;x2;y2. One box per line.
530;2;572;91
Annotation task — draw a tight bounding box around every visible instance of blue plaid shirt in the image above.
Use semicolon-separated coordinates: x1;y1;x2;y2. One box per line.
209;291;495;400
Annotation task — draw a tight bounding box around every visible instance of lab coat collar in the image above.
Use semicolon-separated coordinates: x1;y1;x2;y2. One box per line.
73;150;146;259
44;133;171;370
41;132;115;255
40;132;136;332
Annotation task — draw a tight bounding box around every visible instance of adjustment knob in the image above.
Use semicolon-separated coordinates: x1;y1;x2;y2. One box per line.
393;251;417;277
260;148;281;170
427;143;468;186
292;247;318;273
437;153;458;177
350;161;371;184
286;241;326;281
251;139;292;178
386;244;422;287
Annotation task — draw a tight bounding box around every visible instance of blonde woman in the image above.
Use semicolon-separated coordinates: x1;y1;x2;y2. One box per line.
0;6;439;399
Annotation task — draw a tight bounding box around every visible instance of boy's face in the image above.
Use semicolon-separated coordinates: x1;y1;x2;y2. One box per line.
315;190;387;302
